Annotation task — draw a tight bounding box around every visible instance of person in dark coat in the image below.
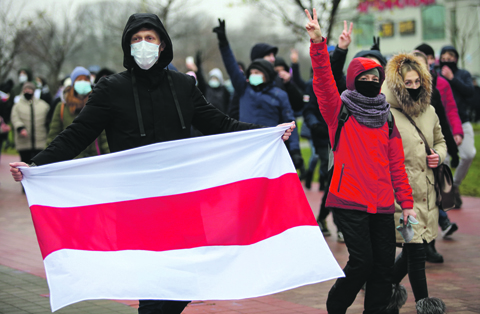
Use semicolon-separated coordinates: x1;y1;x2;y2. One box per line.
213;19;303;170
439;45;476;209
10;13;296;314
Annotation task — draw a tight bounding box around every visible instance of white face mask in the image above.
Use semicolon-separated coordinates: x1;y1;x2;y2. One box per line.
19;73;28;83
131;41;160;70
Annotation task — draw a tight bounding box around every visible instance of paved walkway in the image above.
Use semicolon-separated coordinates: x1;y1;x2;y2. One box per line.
1;153;479;313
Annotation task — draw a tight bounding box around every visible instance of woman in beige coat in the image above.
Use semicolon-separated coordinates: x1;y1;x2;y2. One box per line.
383;53;447;314
10;82;50;164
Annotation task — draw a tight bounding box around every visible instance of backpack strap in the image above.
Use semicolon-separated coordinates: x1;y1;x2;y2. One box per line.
332;103;350;152
387;111;394;137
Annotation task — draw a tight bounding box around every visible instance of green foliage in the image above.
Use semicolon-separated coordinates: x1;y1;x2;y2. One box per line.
457;123;480;196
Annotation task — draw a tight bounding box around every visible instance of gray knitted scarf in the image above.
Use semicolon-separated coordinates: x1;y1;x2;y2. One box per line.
340;90;390;128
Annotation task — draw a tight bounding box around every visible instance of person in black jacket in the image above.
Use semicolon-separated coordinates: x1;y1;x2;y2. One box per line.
10;13;295;314
439;45;476;209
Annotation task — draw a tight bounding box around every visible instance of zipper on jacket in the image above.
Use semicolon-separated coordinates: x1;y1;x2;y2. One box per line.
337;164;345;193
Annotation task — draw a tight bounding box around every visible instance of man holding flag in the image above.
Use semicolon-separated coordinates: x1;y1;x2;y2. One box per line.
10;13;302;314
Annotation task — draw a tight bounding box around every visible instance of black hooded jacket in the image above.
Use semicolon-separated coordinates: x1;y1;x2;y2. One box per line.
32;13;259;165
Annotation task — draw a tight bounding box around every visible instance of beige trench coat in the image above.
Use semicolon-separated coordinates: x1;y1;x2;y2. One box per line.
384;87;447;244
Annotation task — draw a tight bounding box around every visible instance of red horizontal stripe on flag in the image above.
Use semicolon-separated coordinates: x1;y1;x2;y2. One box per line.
31;173;314;259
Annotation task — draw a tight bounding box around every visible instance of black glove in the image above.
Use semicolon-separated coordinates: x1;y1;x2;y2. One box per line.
450;153;459;168
310;123;329;140
195;51;202;69
213;19;228;47
371;36;380;51
290;150;304;170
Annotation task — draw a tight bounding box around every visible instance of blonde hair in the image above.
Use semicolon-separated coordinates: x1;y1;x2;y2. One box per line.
399;62;419;81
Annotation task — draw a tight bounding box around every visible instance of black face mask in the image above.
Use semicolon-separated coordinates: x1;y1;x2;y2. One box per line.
439;61;458;73
24;93;33;100
355;80;381;97
407;87;422;101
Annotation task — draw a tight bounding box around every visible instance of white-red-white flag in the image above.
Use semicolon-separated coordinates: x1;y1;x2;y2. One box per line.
21;126;344;312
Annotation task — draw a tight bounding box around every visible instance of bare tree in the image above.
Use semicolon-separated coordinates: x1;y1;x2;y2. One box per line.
17;7;92;91
240;0;342;44
0;0;25;82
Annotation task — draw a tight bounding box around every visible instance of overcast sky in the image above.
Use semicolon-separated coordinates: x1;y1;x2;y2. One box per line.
15;0;254;29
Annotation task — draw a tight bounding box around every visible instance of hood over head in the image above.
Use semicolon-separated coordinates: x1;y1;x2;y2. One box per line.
121;13;173;70
274;57;290;72
246;58;276;85
250;43;278;62
440;45;459;61
385;52;432;117
208;68;224;84
346;57;385;91
353;50;387;67
18;68;33;82
415;43;435;57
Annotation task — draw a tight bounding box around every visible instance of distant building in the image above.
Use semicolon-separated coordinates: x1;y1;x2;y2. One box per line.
333;0;480;75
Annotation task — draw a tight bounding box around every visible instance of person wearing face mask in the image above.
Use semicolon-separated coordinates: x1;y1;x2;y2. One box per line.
305;9;414;314
414;44;464;146
382;52;447;313
213;19;303;170
411;51;459;263
185;53;230;114
10;82;50;167
46;67;109;158
438;45;476;209
9;13;296;314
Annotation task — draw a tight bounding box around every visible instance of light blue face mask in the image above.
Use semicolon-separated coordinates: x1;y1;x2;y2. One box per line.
74;80;92;95
249;74;264;86
208;79;220;88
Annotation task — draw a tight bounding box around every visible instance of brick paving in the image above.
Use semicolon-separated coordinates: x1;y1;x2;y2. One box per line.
1;153;479;313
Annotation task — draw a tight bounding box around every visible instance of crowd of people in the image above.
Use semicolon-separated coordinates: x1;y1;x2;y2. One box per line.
1;7;479;314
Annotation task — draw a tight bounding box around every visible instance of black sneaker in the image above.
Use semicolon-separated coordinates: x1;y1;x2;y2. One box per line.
442;222;458;238
424;241;444;263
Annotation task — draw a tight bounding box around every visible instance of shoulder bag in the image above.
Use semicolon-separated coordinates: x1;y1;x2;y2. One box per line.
399;110;455;211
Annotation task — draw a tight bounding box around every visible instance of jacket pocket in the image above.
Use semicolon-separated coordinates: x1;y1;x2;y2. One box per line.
337;164;345;193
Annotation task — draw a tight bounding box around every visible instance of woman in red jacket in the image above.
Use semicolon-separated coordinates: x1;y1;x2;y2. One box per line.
305;9;414;314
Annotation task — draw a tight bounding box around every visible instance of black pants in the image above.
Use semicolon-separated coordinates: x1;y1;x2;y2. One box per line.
326;209;395;314
393;243;428;302
138;300;190;314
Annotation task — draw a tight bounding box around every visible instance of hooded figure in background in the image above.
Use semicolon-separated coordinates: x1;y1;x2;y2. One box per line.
214;19;304;170
11;13;287;314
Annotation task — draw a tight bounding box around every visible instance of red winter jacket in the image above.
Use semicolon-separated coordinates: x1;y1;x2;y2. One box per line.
310;40;413;214
436;75;464;137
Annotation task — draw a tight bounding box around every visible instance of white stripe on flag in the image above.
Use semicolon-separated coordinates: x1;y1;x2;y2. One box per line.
46;226;342;311
22;127;293;207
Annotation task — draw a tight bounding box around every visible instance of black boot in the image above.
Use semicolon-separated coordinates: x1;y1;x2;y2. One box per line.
416;297;446;314
424;240;444;263
453;185;462;208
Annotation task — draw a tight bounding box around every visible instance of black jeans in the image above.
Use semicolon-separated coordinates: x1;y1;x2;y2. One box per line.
326;209;395;314
138;300;190;314
393;243;428;302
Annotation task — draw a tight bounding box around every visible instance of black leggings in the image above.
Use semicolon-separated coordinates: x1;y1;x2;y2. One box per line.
393;243;428;302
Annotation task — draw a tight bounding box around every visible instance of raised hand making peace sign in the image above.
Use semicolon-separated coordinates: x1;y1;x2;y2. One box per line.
338;20;353;50
304;9;322;43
